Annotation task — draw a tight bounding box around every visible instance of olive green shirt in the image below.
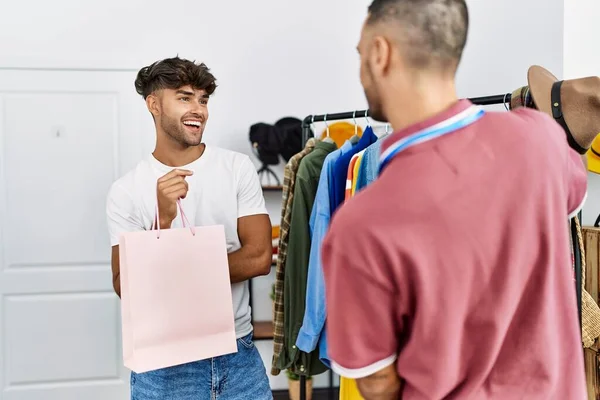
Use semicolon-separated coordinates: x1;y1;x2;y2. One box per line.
277;140;337;376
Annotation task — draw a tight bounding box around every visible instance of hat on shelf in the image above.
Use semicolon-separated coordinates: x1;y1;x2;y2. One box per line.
249;117;309;166
527;65;600;158
274;117;305;162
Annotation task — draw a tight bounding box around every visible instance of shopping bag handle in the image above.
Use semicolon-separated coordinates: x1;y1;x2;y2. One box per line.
153;198;196;239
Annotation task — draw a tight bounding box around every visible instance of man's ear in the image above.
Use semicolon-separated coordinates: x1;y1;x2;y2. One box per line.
370;35;392;78
146;94;160;118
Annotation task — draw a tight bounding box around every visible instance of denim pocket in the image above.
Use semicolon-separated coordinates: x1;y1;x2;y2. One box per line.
238;333;255;350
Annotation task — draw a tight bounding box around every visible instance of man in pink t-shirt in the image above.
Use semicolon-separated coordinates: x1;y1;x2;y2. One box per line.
321;1;589;399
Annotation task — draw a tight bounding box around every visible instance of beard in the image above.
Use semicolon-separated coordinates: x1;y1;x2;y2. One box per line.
160;112;203;148
363;65;387;123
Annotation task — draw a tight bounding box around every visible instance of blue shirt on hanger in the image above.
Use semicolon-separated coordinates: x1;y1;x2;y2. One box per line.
296;140;353;366
355;134;389;192
331;126;378;212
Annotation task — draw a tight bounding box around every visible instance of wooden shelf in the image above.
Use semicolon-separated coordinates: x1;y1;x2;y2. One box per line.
253;321;274;341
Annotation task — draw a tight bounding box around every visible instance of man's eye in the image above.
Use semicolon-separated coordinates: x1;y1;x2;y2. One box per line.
180;97;190;102
201;100;208;105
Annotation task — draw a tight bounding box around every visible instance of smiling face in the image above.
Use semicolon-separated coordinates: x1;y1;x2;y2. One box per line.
148;85;209;148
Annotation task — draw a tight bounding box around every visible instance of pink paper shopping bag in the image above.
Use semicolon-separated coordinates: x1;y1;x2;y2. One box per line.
119;200;237;373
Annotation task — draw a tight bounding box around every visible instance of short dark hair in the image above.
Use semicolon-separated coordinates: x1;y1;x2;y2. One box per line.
134;56;218;99
367;0;469;70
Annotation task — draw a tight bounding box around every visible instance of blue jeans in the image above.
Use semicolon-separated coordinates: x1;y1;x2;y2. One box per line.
130;333;272;400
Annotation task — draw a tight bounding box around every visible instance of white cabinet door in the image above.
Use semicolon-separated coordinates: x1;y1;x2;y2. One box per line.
0;69;154;400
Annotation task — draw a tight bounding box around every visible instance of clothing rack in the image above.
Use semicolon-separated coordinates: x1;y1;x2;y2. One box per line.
301;94;512;145
297;92;584;400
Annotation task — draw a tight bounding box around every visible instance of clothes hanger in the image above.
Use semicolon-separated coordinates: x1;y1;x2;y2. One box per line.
349;110;360;144
310;115;319;142
350;110;371;142
322;114;335;144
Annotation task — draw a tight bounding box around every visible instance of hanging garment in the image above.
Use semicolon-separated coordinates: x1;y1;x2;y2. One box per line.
328;140;355;212
277;140;337;376
351;150;365;196
331;127;378;211
339;377;364;400
272;138;317;375
355;134;389;193
320;121;363;149
582;225;600;398
296;140;353;366
344;153;360;201
583;225;600;305
337;148;367;400
574;219;600;348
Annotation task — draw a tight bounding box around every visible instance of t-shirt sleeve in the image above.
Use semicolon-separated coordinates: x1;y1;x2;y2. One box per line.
322;231;399;379
566;148;587;219
536;109;588;219
237;156;268;218
106;182;144;247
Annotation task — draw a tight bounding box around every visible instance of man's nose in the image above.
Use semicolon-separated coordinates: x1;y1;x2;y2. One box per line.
190;101;206;119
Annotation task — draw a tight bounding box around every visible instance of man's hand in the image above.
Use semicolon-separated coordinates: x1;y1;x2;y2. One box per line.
357;364;403;400
157;169;193;228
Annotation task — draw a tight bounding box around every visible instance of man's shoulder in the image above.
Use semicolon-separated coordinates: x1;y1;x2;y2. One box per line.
207;147;258;187
490;107;565;141
209;146;252;165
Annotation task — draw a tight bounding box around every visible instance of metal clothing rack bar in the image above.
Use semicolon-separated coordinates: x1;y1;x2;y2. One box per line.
468;93;513;106
301;93;513;145
297;91;584;400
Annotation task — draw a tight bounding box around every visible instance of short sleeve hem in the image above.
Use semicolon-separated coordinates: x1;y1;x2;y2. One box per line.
568;191;587;219
331;354;397;379
238;207;268;219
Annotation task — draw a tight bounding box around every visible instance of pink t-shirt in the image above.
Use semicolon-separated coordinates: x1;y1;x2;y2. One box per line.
322;100;587;399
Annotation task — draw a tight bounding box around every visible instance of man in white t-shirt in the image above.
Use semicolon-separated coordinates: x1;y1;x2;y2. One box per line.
106;56;273;400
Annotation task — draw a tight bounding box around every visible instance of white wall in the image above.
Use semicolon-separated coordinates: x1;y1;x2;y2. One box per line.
0;0;368;152
0;0;570;392
563;0;600;226
459;0;563;101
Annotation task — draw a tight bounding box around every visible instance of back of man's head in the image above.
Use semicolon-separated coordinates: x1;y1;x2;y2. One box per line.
367;0;469;74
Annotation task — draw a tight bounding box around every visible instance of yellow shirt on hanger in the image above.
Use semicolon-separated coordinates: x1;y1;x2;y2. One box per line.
320;122;363;148
351;150;365;196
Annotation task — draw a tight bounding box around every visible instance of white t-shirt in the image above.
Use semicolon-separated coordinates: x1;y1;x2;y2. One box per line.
106;145;268;338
